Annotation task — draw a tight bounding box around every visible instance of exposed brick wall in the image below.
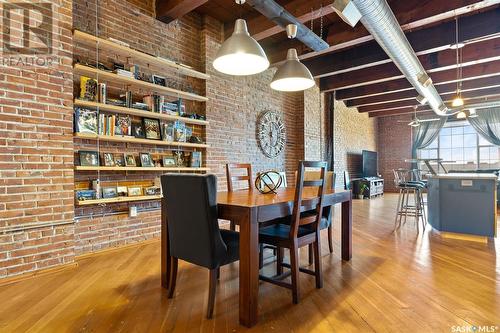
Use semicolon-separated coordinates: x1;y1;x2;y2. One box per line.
0;0;333;279
0;0;75;278
377;113;413;192
333;100;377;189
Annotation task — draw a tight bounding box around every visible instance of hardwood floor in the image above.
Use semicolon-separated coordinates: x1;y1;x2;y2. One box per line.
1;194;499;332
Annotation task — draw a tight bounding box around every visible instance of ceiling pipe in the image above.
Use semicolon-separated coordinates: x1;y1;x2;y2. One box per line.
333;0;449;116
244;0;329;52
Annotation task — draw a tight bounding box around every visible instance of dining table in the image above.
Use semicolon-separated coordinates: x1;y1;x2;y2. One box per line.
160;187;353;327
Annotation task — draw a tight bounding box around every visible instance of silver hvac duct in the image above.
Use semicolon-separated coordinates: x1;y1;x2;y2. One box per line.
334;0;449;116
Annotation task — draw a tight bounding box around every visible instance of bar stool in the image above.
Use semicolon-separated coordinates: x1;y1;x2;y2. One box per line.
393;169;427;232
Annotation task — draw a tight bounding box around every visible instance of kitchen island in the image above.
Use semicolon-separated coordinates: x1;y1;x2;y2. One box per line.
427;173;497;238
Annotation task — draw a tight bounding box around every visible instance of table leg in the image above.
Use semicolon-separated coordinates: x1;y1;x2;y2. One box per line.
161;198;170;289
425;160;437;175
239;207;259;327
341;197;352;261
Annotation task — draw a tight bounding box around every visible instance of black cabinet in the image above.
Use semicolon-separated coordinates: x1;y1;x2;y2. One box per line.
353;178;384;198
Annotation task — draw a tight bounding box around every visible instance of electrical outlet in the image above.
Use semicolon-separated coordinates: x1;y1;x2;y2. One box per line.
129;206;137;217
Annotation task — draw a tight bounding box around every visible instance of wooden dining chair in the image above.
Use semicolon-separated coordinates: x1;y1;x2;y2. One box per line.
302;171;336;264
259;161;327;304
161;174;240;319
226;163;253;231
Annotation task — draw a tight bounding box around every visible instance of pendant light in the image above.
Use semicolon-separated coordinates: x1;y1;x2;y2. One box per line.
270;24;315;92
451;17;464;108
213;1;269;76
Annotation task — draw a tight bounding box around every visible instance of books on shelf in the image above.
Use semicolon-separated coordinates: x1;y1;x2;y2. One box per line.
97;114;132;136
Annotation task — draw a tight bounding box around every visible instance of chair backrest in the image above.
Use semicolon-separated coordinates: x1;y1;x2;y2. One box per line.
289;161;327;239
161;174;227;269
226;163;252;192
302;170;335;190
344;170;351;190
393;168;411;186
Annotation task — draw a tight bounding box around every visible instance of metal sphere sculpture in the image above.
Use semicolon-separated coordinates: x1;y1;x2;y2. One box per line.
255;170;283;194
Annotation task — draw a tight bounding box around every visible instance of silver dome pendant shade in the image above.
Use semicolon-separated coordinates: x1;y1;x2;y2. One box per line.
270;48;315;92
213;18;269;76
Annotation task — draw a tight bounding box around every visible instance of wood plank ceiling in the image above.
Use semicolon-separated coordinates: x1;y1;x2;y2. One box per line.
156;0;500;117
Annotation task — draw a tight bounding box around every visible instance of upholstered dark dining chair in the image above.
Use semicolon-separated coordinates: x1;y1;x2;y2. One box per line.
259;161;327;304
160;174;239;319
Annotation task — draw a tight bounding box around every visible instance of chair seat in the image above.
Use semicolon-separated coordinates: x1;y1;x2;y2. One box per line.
220;230;240;266
259;223;314;241
398;181;425;189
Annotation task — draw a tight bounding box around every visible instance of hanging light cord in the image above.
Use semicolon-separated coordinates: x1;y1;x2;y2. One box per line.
455;17;462;97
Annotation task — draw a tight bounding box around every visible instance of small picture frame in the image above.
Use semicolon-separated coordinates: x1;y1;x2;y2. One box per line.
114;153;125;167
163;156;176;167
152;75;166;86
174;151;185;167
128;186;142;197
140;153;154;167
190;151;202;168
145;186;161;196
103;153;115;167
162;122;174;142
79;150;99;166
102;187;118;199
132;121;145;138
143;118;162;140
125;154;137;167
116;186;128;197
75;108;98;134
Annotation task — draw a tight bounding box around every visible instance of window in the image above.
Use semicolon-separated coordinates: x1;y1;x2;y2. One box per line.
418;121;500;171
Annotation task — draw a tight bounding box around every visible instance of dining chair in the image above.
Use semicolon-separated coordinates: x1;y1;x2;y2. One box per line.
344;170;351;190
259;161;327;304
226;163;253;231
160;174;239;319
302;171;336;264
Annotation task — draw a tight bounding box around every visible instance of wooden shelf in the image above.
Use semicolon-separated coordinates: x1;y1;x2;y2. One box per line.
74;64;209;102
74;132;210;149
76;195;162;206
75;166;209;172
74;100;209;126
73;30;210;80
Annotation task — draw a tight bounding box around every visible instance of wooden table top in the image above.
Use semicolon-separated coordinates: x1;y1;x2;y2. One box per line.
217;188;349;208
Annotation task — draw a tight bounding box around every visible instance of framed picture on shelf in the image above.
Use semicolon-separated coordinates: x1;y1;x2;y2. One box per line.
174;121;186;142
125;154;137;167
143;118;162;140
79;150;99;166
117;186;128;197
163;156;176;167
114;153;125;167
145;186;161;196
132;121;145;138
190;151;202;168
152;75;166;86
75;108;98;134
76;189;96;201
162;122;174;142
102;187;118;199
115;115;131;136
140;153;154;167
128;187;142;197
103;153;115;166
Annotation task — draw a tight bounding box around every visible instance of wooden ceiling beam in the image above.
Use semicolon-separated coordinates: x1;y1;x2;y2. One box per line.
346;75;500;107
320;37;500;91
310;8;500;80
335;60;500;100
364;92;500;117
268;0;500;65
156;0;208;23
360;89;500;113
